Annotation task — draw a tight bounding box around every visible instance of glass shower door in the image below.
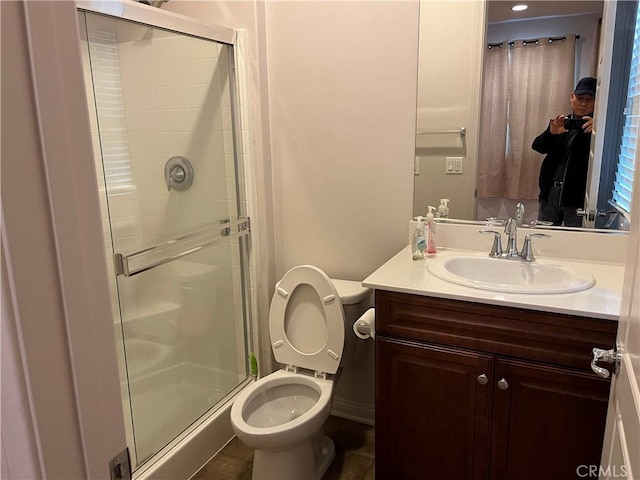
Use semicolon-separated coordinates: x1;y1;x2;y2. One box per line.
78;10;250;467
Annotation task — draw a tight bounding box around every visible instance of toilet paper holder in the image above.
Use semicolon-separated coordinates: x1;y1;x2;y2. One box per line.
353;308;375;340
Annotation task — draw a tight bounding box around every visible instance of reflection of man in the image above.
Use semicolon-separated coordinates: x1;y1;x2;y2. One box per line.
532;77;596;227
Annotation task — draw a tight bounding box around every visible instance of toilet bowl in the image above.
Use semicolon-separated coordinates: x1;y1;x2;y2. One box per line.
233;370;332;445
230;265;371;480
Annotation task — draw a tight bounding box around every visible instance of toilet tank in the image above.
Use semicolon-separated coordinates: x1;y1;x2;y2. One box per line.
330;279;372;366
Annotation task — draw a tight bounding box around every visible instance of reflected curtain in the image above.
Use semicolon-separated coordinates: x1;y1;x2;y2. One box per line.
477;44;508;197
507;36;575;199
477;36;576;200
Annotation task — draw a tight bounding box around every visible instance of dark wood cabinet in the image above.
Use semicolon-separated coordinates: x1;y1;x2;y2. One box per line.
375;290;617;480
489;358;610;480
376;337;492;479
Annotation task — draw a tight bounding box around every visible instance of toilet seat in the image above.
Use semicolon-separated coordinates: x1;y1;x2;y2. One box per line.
269;265;345;375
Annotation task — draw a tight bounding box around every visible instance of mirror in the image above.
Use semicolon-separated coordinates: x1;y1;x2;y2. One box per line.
414;0;632;230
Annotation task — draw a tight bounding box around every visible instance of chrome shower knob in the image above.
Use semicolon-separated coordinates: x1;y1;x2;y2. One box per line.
165;156;194;191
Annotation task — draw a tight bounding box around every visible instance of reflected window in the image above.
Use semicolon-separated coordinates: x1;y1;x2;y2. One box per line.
610;2;639;216
597;0;638;228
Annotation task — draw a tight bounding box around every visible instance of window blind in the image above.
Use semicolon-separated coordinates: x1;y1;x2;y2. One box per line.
611;6;640;214
88;29;134;195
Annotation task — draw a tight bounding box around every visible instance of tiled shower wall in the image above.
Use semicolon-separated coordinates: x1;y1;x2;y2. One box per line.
117;33;236;246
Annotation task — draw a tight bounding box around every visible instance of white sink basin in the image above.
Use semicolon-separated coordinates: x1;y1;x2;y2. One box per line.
427;255;595;294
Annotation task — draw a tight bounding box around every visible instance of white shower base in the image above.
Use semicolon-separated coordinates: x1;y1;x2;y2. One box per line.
125;361;249;478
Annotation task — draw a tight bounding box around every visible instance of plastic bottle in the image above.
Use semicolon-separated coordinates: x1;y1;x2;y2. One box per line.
411;216;426;260
249;352;258;380
438;199;450;218
426;206;437;256
408;219;418;247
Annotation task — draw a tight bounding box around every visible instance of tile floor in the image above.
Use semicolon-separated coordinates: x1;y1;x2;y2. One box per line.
192;416;375;480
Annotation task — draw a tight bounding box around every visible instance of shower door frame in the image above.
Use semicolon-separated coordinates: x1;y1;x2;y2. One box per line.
4;2;130;478
77;0;256;475
77;0;236;44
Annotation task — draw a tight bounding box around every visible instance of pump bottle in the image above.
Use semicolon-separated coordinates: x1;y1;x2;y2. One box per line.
437;199;450;218
411;216;426;260
426;207;437;256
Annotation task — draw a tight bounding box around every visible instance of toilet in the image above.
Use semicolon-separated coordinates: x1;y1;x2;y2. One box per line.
230;265;371;480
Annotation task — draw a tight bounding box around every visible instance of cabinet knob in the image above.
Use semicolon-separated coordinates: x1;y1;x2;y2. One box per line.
497;378;509;390
477;374;488;385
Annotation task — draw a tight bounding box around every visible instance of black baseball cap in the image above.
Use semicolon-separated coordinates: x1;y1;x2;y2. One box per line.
574;77;596;96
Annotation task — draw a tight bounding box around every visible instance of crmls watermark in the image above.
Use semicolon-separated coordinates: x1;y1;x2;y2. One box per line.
576;465;627;478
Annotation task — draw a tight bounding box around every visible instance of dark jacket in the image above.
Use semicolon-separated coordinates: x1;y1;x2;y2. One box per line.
531;120;591;208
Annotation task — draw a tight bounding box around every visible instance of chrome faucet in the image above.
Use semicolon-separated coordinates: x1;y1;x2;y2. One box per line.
504;218;520;258
515;202;525;226
479;216;551;262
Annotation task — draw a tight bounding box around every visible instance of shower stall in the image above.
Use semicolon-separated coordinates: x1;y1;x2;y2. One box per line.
76;2;252;474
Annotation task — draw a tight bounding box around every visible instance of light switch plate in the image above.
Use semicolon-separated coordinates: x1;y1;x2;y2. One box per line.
445;157;463;175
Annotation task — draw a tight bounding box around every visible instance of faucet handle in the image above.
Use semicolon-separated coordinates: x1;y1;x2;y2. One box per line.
520;233;551;262
504;217;516;234
529;220;553;228
486;217;506;226
479;230;503;257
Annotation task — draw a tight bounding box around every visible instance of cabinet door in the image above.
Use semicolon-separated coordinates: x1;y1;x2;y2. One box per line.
376;336;492;480
489;358;611;480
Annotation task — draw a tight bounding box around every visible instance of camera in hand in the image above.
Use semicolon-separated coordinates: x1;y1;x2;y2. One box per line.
564;117;587;130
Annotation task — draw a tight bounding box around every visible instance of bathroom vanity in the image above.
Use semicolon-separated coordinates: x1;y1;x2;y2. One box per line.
364;246;623;479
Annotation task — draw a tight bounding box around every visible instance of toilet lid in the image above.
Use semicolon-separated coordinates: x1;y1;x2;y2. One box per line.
269;265;345;374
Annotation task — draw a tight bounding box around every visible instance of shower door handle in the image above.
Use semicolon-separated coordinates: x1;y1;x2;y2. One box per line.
114;217;250;277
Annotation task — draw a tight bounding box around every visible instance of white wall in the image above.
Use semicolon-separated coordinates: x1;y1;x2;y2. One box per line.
265;1;419;281
413;0;486;221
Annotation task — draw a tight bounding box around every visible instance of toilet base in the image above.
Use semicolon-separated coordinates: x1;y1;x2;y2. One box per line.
251;432;335;480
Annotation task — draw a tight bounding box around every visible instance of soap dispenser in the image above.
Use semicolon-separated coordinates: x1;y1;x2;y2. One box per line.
426;207;437;256
438;199;450;218
411;216;426;260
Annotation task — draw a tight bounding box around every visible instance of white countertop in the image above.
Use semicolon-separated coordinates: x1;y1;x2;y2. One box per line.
362;246;624;320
